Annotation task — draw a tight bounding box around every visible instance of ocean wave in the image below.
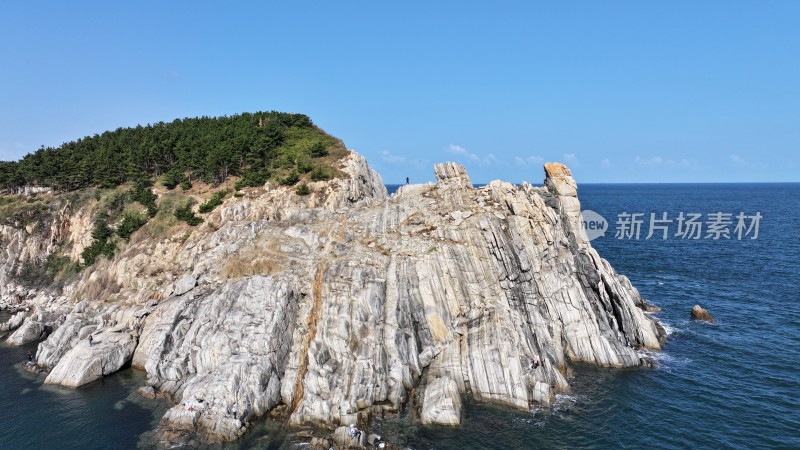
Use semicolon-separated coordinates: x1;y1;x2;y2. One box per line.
637;349;692;373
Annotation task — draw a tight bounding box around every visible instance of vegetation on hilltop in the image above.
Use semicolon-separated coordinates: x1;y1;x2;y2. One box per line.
0;111;347;272
0;111;346;193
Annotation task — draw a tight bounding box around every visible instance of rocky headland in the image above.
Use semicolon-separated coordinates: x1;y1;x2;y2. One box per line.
1;150;665;446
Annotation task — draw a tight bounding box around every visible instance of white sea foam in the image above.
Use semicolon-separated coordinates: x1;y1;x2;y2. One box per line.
661;322;677;336
638;349;692;373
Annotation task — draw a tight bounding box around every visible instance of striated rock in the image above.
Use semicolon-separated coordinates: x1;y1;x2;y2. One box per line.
134;276;298;441
434;162;472;189
691;304;715;322
420;377;462;425
1;151;665;443
44;327;137;387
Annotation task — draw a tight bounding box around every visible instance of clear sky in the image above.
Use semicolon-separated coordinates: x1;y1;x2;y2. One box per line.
1;2;798;184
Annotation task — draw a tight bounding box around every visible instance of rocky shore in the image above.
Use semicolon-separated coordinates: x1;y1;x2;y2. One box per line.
0;151;664;446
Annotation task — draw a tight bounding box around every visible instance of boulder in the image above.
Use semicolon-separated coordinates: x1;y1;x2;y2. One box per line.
691;304;715;322
44;328;137;387
6;319;45;345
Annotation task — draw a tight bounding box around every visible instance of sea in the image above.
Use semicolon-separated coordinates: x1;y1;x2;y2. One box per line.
1;183;799;449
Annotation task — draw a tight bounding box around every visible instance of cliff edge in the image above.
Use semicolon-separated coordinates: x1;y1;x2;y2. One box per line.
1;152;664;443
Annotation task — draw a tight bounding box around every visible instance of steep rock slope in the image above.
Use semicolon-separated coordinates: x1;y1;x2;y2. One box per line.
1;152;663;442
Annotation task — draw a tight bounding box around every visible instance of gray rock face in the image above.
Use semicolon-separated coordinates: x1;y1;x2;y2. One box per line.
173;274;197;296
134;276;298;441
6;315;45;345
0;311;26;332
420;377;462;425
1;151;664;443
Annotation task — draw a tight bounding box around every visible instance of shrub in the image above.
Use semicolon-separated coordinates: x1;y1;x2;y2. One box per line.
280;170;300;186
310;167;331;181
82;213;117;266
116;211;147;240
296;183;310;196
235;170;270;190
310;141;329;157
297;159;313;174
131;182;157;217
174;204;203;226
180;180;192;191
161;171;180;190
199;190;229;213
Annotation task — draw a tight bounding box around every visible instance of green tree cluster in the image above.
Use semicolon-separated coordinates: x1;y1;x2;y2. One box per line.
0;112;340;193
116;211;147;241
198;190;229;213
81;213;117;266
175;204;203;226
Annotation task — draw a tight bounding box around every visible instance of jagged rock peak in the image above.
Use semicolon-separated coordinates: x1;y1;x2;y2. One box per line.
340;151;387;204
434;162;472;189
544;162;578;197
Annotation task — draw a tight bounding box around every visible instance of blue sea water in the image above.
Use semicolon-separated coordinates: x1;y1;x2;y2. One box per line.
2;183;799;449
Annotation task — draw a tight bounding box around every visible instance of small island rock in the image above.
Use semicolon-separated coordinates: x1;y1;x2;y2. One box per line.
691;305;715;322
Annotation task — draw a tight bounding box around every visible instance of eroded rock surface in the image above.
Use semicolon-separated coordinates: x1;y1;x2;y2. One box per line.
1;151;664;442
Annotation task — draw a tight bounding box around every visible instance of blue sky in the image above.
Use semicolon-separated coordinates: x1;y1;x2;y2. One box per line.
1;2;797;183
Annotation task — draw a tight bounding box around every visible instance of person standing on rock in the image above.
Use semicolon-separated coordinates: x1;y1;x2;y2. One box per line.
406;177;409;184
88;335;93;347
27;351;33;361
530;355;540;369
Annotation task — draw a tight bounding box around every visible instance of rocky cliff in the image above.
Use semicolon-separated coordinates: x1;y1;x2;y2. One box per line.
0;151;664;444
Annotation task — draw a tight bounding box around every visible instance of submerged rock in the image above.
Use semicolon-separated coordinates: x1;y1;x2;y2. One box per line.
1;151;665;443
691;304;715;322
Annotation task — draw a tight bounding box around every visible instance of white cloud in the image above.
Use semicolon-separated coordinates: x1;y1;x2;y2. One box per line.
563;153;579;166
379;150;406;164
728;154;767;170
447;144;496;166
378;150;428;169
514;155;544;167
447;144;468;156
601;158;612;168
634;155;699;170
635;156;664;167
